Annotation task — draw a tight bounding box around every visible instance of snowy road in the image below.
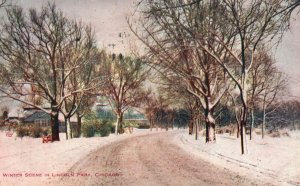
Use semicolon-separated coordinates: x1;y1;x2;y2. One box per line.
56;131;263;186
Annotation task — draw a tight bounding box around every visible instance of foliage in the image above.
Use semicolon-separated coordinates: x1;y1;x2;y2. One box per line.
110;123;116;134
98;120;113;137
16;125;30;138
83;113;99;121
29;126;43;138
82;122;96;137
100;52;149;134
97;107;116;121
123;121;139;128
0;3;100;141
137;123;150;129
82;114;113;137
16;124;50;138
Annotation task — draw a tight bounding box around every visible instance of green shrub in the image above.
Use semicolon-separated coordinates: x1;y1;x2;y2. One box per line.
138;123;150;129
123;121;139;128
72;128;80;138
16;125;50;138
82;113;98;137
82;122;95;137
82;119;113;137
99;120;112;137
29;125;44;138
110;123;116;134
16;126;30;137
42;128;50;136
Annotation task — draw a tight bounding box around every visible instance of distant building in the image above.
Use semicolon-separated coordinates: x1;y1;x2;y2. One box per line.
96;103;148;125
22;109;77;132
23;110;51;127
7;108;24;124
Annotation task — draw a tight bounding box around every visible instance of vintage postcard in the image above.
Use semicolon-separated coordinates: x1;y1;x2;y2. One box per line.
0;0;299;185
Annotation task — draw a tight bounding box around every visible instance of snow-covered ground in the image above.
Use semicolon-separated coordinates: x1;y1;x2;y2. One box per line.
0;129;154;186
173;130;300;186
1;128;299;186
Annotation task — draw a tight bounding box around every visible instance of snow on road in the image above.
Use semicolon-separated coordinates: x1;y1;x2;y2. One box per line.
173;130;300;186
0;129;153;186
53;130;261;186
1;129;300;186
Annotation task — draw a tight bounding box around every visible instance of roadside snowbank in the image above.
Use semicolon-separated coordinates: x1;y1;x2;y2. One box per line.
173;130;300;186
0;129;153;186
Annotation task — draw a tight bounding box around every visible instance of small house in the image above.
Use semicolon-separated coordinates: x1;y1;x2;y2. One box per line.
23;110;77;132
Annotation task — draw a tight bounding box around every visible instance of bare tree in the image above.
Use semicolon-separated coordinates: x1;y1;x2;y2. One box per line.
129;0;230;142
58;25;101;140
247;50;287;139
153;95;170;131
260;71;287;138
131;0;293;153
155;73;202;138
248;50;275;139
71;51;104;138
144;91;159;131
0;0;6;8
190;0;292;153
0;4;98;141
100;53;149;134
285;0;300;15
267;99;300;130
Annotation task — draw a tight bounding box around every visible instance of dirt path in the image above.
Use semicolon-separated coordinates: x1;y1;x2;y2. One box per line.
55;131;264;186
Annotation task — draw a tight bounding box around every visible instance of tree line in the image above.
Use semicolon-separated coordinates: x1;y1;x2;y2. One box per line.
0;1;299;155
129;0;299;154
0;3;148;140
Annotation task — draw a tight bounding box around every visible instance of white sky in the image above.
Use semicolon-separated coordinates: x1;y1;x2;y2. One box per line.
11;0;137;52
2;0;300;97
275;13;300;96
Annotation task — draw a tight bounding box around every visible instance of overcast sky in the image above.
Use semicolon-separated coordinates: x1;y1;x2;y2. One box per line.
2;0;300;97
275;14;300;96
11;0;137;51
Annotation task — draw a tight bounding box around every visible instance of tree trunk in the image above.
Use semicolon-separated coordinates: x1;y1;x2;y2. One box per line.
51;107;60;141
262;106;266;139
65;117;72;140
198;118;202;131
76;115;82;138
292;115;295;130
65;118;68;140
115;113;124;135
205;112;216;143
195;118;198;140
235;108;241;139
240;107;247;154
237;122;240;138
172;116;174;130
189;120;193;135
150;114;153;131
115;116;120;135
250;108;254;140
